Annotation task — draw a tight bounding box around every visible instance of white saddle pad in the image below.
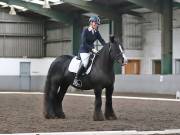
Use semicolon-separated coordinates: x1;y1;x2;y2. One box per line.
68;55;95;74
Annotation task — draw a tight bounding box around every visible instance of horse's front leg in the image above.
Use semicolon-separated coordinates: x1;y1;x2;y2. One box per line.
93;89;104;121
105;85;117;120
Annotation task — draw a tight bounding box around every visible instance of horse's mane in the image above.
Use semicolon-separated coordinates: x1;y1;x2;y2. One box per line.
92;43;110;65
97;43;110;55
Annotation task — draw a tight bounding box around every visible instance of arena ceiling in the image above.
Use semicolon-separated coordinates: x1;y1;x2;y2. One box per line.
0;0;179;23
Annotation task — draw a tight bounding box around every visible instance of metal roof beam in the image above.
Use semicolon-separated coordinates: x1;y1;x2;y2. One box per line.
63;0;121;22
127;0;162;13
125;11;143;18
173;2;180;8
0;0;73;24
118;4;141;13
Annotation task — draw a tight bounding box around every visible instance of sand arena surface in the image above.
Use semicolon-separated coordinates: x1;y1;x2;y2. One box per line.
0;92;180;133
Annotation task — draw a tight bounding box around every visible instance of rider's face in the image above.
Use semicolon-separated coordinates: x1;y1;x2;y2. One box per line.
91;22;98;30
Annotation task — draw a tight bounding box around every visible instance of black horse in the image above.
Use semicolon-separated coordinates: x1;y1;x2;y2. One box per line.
44;36;127;121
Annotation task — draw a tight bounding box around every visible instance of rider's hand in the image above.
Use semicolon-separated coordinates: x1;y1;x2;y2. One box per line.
92;48;98;54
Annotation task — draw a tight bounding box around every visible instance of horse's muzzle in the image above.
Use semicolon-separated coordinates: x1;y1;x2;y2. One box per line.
117;57;128;66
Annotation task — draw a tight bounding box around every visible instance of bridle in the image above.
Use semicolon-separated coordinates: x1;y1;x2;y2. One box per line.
108;42;123;61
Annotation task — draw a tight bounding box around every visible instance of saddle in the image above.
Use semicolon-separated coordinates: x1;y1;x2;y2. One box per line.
68;53;96;75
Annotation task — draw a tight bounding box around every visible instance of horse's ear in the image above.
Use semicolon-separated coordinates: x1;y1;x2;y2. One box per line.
110;35;115;43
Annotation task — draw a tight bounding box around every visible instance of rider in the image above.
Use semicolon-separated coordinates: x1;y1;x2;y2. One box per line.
73;15;106;87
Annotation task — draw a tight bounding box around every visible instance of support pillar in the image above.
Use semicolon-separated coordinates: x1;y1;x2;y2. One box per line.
110;16;123;74
72;15;83;55
161;0;173;74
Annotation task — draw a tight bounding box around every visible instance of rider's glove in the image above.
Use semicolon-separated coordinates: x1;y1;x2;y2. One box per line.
92;48;98;54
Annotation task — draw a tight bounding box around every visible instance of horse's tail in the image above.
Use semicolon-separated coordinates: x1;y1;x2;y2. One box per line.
44;57;55;97
43;55;72;118
43;61;54;117
44;69;51;100
44;55;72;93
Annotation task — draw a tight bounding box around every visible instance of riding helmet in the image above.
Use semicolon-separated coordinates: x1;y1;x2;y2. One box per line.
89;16;100;25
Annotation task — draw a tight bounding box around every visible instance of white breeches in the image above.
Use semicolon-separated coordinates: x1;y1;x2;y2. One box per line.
80;53;90;68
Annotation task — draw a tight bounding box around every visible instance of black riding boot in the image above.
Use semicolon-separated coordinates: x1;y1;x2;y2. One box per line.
73;64;84;87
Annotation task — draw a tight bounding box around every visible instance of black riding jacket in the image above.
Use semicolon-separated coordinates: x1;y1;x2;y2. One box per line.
79;27;105;53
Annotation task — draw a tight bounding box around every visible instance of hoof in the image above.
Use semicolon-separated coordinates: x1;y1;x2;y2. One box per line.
93;111;105;121
105;115;117;120
44;113;66;119
44;110;65;119
44;113;57;119
56;112;66;119
105;112;117;120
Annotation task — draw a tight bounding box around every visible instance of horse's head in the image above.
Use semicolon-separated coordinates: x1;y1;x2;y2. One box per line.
109;35;128;65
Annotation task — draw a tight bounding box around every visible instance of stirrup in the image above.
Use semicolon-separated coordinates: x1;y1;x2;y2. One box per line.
73;78;82;87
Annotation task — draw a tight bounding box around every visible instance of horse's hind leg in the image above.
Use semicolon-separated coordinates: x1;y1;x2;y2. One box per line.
54;83;69;118
44;77;60;119
93;89;104;121
105;85;117;120
44;78;54;119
